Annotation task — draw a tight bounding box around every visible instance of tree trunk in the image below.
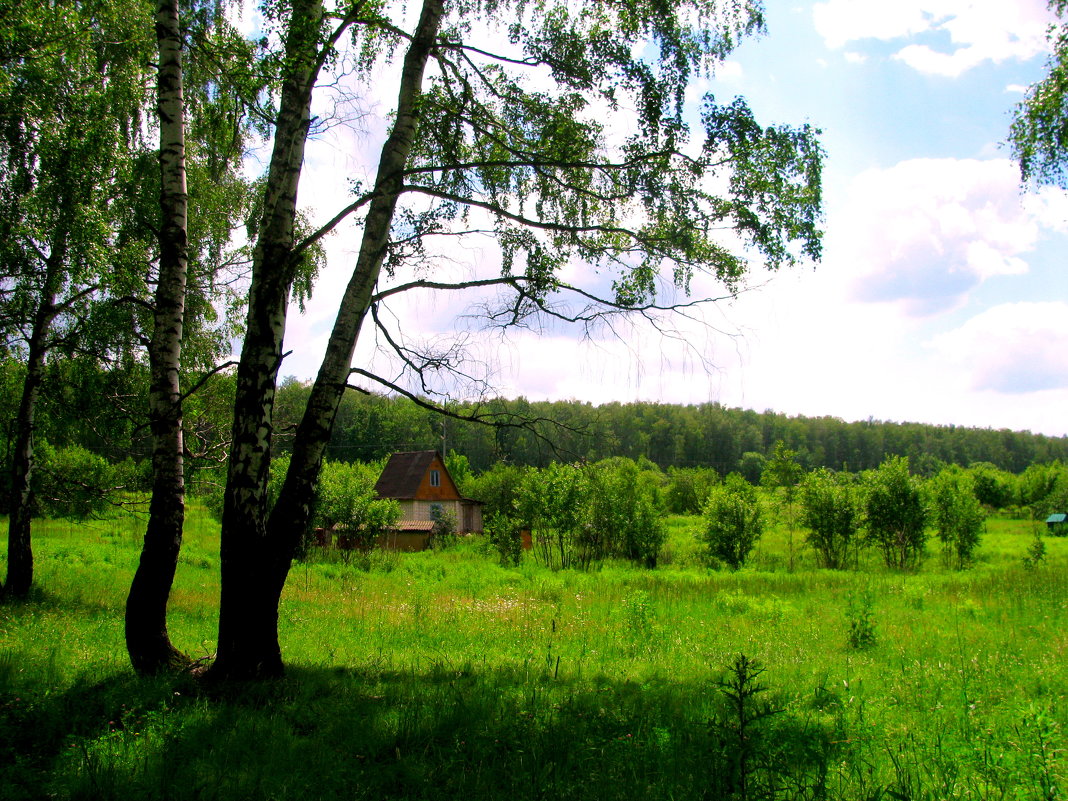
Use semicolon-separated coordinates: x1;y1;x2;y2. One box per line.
209;0;443;680
207;0;327;681
268;0;444;554
4;323;50;598
125;0;190;674
3;244;65;599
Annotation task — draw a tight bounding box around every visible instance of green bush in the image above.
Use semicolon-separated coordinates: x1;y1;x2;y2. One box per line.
930;467;985;569
33;443;119;519
701;473;763;569
587;457;666;568
799;468;860;570
864;456;929;570
484;512;524;566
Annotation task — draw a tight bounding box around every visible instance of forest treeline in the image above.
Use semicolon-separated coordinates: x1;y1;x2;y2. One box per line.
5;357;1068;502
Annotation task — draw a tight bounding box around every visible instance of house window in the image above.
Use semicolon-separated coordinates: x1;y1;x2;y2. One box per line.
430;469;440;487
430;503;443;520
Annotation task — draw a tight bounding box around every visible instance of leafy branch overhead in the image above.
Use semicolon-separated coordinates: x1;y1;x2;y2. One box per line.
390;3;824;305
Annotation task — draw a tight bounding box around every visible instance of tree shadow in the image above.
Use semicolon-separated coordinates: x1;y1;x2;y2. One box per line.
2;660;840;801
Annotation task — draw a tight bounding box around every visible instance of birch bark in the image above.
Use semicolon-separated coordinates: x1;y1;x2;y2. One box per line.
210;0;328;680
125;0;191;674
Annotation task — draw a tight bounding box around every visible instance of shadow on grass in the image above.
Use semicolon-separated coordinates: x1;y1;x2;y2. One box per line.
1;660;838;801
0;582;119;618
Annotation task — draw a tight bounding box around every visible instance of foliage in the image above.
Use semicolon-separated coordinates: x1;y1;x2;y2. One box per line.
1024;530;1047;569
483;512;524;567
967;462;1017;509
32;443;122;520
517;462;592;570
845;590;877;650
428;507;458;551
761;441;804;493
700;473;763;569
462;461;526;519
930;467;986;569
312;460;400;552
269;384;1068;478
586;458;667;568
863;456;929;570
665;466;719;514
1010;0;1068;188
799;468;860;570
737;451;766;485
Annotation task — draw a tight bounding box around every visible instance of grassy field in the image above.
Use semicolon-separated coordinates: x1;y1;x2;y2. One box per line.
1;504;1065;800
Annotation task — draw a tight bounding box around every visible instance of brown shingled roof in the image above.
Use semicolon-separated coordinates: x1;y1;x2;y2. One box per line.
373;450;439;499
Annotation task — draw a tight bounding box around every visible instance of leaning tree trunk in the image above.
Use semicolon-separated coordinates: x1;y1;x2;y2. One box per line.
4;304;54;599
3;232;67;600
207;0;327;681
208;0;444;680
267;0;444;585
125;0;191;674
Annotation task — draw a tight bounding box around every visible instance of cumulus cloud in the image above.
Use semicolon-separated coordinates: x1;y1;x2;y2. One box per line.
833;158;1039;315
931;303;1068;393
813;0;1054;76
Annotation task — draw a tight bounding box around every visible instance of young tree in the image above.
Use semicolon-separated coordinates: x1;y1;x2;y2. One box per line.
211;0;824;678
762;440;804;570
799;468;859;570
929;467;985;569
517;461;590;569
0;1;153;598
864;456;929;570
586;458;666;568
701;473;763;569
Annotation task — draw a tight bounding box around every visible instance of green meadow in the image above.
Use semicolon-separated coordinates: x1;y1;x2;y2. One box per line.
1;505;1065;800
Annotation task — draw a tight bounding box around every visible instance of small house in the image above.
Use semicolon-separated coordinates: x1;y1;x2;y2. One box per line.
1045;513;1068;536
374;450;484;550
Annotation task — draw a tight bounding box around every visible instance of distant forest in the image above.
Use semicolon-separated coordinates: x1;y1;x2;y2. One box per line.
279;384;1068;477
6;359;1067;484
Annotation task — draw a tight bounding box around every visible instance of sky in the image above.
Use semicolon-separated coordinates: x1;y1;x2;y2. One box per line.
276;0;1068;438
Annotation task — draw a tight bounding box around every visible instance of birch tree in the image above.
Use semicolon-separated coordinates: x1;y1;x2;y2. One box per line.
0;0;153;598
125;0;266;673
209;0;824;678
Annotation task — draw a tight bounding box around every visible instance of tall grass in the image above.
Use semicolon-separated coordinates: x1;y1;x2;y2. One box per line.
1;503;1065;800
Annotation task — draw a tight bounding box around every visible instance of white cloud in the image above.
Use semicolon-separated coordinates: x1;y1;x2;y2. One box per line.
716;60;745;81
843;51;867;64
832;158;1041;315
813;2;932;49
931;302;1068;393
813;0;1055;76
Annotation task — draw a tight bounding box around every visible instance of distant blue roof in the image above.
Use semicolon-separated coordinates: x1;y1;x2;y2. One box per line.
1046;513;1067;524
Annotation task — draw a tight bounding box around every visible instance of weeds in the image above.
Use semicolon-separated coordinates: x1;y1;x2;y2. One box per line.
1024;531;1047;569
845;590;877;650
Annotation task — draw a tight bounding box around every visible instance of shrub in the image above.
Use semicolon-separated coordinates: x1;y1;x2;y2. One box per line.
665;466;719;514
799;468;860;569
701;473;763;569
33;443;119;519
484;512;524;567
845;590;877;649
428;507;458;550
517;462;590;569
864;456;929;570
930;467;985;569
586;457;666;567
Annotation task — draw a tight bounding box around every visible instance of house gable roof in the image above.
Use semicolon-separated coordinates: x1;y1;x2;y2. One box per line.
374;450;443;499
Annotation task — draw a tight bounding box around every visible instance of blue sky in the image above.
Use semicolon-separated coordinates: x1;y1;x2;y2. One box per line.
285;0;1068;437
